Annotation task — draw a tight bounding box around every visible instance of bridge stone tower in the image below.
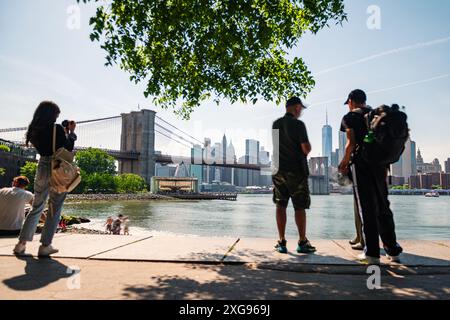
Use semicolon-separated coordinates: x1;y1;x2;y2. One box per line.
119;109;156;184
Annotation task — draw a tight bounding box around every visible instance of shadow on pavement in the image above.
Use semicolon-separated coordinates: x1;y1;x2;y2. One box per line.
121;263;450;300
2;256;72;291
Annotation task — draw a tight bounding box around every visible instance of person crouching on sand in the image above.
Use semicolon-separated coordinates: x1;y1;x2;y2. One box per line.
112;214;123;235
105;217;113;234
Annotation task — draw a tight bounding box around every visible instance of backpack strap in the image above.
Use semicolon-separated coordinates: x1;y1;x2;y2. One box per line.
52;124;57;155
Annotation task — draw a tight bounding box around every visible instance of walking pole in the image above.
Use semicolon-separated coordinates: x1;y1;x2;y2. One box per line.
220;238;241;263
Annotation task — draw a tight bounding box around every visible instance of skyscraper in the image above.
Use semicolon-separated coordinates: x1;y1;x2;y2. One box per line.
226;140;236;164
221;134;233;184
190;144;203;182
222;134;227;165
445;158;450;173
338;130;347;163
245;139;260;186
203;138;213;183
259;147;270;165
410;140;417;175
391;137;417;179
245;139;260;164
322;110;332;165
331;149;339;168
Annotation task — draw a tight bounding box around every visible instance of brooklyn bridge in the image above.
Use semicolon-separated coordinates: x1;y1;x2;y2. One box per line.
0;109;268;184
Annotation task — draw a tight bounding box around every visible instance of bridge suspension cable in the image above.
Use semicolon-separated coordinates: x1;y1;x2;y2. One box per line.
155;115;203;145
154;129;192;149
155;123;198;148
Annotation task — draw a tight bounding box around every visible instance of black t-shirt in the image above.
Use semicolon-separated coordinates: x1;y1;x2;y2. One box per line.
272;113;309;175
340;108;370;147
31;124;76;157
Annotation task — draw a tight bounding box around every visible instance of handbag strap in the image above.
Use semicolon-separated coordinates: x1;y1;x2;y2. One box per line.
52;124;57;155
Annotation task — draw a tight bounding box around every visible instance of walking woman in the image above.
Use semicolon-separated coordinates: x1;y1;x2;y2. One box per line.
14;101;77;257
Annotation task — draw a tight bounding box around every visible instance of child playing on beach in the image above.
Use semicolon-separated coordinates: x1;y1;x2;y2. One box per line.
111;214;123;235
123;217;130;235
105;217;113;234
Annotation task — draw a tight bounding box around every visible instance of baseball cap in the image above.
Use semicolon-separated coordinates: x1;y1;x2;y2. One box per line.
286;96;308;109
344;89;367;105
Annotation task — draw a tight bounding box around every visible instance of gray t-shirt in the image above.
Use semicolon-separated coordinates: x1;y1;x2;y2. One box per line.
0;187;33;230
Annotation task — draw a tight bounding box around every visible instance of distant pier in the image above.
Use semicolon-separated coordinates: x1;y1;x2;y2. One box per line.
164;192;238;201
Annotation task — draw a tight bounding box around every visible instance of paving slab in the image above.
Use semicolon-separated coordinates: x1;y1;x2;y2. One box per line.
0;234;151;259
223;238;360;265
1;234;448;266
0;233;70;250
333;239;450;267
92;234;237;262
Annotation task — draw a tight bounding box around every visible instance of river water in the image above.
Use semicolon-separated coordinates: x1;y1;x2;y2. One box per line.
63;194;450;240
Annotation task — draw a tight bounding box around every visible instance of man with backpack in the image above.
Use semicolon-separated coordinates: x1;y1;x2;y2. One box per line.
338;89;404;264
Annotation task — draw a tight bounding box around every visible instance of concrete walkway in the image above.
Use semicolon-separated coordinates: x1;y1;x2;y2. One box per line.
0;234;449;299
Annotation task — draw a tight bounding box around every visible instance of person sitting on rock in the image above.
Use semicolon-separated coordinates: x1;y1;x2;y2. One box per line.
0;176;34;237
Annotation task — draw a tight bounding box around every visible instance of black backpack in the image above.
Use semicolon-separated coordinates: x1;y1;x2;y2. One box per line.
360;104;409;166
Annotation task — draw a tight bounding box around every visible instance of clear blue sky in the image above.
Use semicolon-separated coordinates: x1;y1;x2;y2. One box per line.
0;0;449;163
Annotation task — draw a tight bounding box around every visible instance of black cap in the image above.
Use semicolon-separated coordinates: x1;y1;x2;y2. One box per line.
286;96;307;108
344;89;367;105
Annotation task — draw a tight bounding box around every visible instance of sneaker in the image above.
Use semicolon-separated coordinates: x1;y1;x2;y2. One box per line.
13;243;26;255
384;244;403;263
275;240;288;254
357;253;380;265
38;245;59;257
351;243;364;251
297;239;317;254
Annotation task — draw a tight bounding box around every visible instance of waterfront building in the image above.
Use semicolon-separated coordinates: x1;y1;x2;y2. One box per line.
408;172;450;189
150;177;198;194
391;176;405;186
416;149;442;173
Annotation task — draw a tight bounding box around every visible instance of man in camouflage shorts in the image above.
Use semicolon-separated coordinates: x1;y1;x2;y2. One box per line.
272;97;316;254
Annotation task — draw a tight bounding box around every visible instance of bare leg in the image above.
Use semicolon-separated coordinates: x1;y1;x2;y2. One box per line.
276;206;287;241
295;209;307;242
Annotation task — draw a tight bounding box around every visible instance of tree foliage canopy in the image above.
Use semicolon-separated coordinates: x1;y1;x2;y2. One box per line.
75;148;117;175
79;0;346;118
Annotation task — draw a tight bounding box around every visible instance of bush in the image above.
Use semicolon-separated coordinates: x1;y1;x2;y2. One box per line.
115;174;147;193
20;162;38;192
84;173;117;194
0;168;5;177
0;144;11;153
